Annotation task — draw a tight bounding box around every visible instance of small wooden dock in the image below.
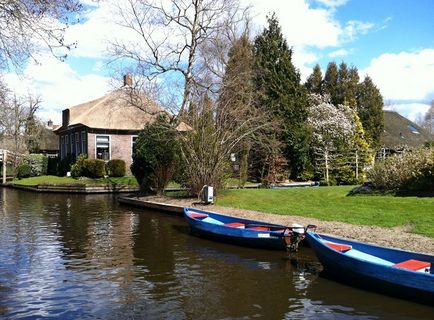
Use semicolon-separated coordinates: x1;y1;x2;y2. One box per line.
118;196;184;216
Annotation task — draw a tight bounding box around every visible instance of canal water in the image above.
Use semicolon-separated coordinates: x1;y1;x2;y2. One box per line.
0;188;432;319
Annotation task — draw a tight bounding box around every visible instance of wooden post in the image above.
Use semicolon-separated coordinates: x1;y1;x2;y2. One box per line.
2;150;6;184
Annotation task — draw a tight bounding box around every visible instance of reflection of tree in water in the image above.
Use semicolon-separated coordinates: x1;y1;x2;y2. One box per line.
174;238;295;319
131;212;179;300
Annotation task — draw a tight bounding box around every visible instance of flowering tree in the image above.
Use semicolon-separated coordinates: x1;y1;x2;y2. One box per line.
307;94;355;151
307;94;370;184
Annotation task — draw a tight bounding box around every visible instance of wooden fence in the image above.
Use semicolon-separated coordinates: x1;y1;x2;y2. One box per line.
0;149;25;184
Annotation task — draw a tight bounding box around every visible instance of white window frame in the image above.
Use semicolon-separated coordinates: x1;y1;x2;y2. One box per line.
95;134;111;160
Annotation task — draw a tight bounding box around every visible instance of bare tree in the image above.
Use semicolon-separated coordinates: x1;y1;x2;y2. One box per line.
0;0;82;70
424;100;434;136
109;0;246;116
0;85;42;154
109;1;278;195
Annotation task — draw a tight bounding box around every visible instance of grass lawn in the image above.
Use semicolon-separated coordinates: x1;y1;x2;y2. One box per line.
11;175;139;187
216;186;434;238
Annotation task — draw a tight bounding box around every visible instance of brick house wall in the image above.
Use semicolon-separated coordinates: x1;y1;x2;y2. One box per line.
59;127;138;175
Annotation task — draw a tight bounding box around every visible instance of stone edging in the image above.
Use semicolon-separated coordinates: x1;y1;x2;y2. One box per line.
3;183;139;194
118;196;184;215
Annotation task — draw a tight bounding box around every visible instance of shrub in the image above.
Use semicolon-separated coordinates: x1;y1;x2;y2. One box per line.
131;116;180;194
57;156;72;176
83;159;106;178
106;159;126;177
368;147;434;191
47;157;58;175
71;154;87;178
17;164;32;179
21;154;48;177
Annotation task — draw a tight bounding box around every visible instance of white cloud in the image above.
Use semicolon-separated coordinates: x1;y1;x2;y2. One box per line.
315;0;348;8
329;48;348;58
5;54;111;124
244;0;375;80
342;20;374;42
64;1;118;58
362;49;434;101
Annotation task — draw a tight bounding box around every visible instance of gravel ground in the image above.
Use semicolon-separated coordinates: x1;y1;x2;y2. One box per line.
135;195;434;255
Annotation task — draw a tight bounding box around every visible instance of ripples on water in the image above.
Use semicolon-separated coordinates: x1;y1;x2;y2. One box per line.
0;188;432;319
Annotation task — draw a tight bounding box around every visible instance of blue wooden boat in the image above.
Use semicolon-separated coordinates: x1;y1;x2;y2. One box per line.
184;207;305;251
305;231;434;304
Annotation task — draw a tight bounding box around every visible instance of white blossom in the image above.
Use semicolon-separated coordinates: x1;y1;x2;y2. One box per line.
307;93;356;151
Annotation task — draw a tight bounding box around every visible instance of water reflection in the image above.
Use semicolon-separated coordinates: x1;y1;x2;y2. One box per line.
0;188;433;319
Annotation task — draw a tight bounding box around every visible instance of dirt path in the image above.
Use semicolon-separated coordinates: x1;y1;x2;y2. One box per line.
138;195;434;255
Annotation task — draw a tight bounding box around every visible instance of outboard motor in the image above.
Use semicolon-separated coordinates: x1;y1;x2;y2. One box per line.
285;223;305;253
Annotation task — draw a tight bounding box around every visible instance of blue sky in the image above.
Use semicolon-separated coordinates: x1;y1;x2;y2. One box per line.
5;0;434;124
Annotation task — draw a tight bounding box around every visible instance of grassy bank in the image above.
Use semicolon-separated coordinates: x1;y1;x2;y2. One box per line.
216;186;434;238
10;175;139;187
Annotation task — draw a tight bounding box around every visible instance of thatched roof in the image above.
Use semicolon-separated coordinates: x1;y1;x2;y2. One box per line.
38;128;59;151
54;89;162;132
381;110;431;149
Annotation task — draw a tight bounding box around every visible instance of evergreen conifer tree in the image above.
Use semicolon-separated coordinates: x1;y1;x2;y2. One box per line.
252;13;310;179
323;62;339;105
305;64;323;94
357;75;384;149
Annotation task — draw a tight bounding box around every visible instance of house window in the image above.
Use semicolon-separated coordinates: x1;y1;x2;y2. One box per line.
131;135;138;157
65;135;69;156
96;135;110;160
75;132;80;154
61;136;65;158
81;131;86;155
70;134;74;155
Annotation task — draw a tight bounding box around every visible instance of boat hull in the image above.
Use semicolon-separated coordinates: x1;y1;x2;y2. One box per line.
306;232;434;304
184;208;293;251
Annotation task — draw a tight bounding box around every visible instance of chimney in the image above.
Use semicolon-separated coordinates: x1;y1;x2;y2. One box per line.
47;119;53;129
123;74;133;87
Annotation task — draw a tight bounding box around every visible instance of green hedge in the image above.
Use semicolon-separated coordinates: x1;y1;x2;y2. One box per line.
17;164;32;179
106;159;126;177
83;159;106;178
71;154;87;178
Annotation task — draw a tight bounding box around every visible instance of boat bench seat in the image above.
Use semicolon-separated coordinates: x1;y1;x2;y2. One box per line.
190;212;208;219
324;241;352;252
393;259;431;272
202;217;224;225
224;222;245;228
248;226;270;231
344;249;394;266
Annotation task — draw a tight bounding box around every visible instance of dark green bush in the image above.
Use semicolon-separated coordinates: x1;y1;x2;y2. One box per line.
71;154;87;178
57;156;72;176
17;164;32;179
106;159;126;177
83;159;106;178
333;166;362;185
131;116;180;194
47;157;58;175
